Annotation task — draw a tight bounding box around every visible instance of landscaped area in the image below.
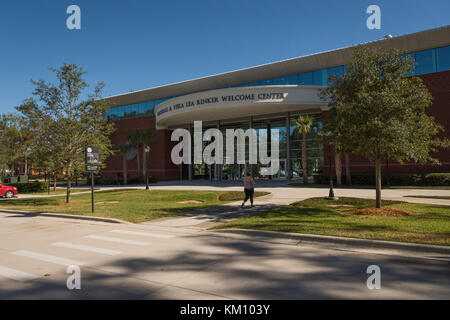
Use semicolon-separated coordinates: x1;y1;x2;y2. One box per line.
213;197;450;246
0;189;269;223
30;188;97;195
404;195;450;200
288;183;450;190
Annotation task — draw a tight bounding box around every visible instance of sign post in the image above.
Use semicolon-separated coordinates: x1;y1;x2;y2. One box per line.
86;146;99;213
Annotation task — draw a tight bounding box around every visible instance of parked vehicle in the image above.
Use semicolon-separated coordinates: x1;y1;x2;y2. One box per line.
0;184;18;198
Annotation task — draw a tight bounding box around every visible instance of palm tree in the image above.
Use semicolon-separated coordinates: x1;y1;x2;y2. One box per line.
117;141;132;185
127;129;155;183
291;115;315;184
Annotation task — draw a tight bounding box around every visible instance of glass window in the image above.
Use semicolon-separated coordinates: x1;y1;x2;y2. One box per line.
286;74;298;85
402;53;416;76
415;49;436;75
271;77;286;85
115;106;124;119
437;45;450;72
312;69;326;85
298;72;313;85
326;66;344;84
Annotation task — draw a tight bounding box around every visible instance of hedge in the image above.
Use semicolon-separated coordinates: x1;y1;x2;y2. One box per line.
93;176;157;186
5;181;49;193
313;173;450;186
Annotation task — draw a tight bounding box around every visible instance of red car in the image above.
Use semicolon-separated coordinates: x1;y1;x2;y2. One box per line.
0;184;18;198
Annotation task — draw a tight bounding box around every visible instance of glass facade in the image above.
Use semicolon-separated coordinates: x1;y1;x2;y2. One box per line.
187;115;323;181
106;45;450;121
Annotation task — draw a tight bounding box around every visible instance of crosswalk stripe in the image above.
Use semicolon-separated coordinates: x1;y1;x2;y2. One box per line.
52;242;122;256
12;250;86;266
85;235;150;246
110;229;174;239
0;266;39;282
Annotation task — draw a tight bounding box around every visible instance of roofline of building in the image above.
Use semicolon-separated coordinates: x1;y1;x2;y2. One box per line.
105;25;450;107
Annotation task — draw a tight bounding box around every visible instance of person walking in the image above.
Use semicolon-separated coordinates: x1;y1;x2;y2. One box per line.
241;171;255;208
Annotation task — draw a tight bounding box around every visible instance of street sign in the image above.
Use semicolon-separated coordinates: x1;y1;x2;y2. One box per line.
86;146;99;171
85;146;99;214
86;165;99;171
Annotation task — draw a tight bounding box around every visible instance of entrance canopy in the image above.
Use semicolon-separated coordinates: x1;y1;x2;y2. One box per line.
155;85;328;129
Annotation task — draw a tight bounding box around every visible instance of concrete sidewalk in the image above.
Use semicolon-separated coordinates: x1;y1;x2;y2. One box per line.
7;181;450;206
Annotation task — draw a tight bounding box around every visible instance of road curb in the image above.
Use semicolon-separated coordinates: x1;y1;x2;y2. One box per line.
0;209;130;224
212;229;450;256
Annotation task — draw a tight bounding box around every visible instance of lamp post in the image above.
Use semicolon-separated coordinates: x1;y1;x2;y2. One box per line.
144;145;150;190
326;143;336;200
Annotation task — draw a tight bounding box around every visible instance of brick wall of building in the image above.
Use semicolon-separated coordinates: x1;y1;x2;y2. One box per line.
101;115;180;181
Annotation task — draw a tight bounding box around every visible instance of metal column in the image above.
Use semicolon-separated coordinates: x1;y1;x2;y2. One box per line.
286;112;291;181
249;116;253;175
188;123;193;181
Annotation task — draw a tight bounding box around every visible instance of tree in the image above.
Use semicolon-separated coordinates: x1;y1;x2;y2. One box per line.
291;115;315;184
0;113;34;176
334;149;342;186
127;129;155;183
321;46;449;208
117;141;133;185
17;64;115;203
344;154;352;186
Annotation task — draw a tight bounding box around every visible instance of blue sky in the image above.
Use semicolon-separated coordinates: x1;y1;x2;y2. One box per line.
1;0;449;113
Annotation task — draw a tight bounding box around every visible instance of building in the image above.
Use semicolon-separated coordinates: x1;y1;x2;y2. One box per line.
102;26;450;182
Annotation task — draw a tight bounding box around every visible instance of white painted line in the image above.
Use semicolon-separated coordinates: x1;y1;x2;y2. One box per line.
52;242;122;256
12;250;86;266
85;235;150;246
110;229;174;239
0;266;39;282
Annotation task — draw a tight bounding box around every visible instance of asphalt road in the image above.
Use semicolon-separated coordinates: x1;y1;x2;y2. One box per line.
0;212;448;299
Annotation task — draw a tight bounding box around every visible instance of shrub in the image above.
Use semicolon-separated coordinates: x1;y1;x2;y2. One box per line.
313;173;450;186
423;173;450;186
5;181;49;193
93;176;157;185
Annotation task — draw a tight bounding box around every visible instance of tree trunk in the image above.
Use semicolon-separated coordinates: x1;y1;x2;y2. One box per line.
123;154;128;185
345;154;352;186
53;173;57;192
335;153;342;186
66;164;72;204
143;147;146;182
24;159;28;176
375;158;382;208
136;147;141;183
302;133;308;184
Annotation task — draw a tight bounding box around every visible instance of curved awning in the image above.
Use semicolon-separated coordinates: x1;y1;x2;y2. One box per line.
154;85;328;129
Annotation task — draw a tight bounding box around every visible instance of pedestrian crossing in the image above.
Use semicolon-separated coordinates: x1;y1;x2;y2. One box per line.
0;228;177;284
110;229;174;239
52;242;122;256
0;266;39;282
85;235;151;246
12;250;87;266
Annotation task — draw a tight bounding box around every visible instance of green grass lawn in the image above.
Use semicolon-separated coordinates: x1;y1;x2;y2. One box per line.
404;195;450;200
288;183;450;190
213;197;450;246
0;189;269;223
